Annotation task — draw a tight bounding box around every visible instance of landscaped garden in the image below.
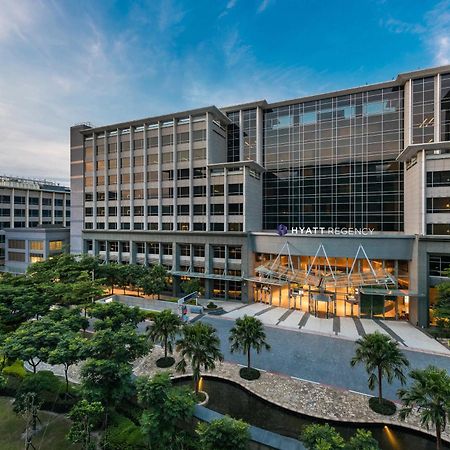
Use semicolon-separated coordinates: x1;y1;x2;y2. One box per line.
0;253;449;449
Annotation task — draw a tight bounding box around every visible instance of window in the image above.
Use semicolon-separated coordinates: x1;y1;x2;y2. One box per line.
134;139;144;149
193;167;206;178
120;141;130;152
14;196;26;204
177;222;189;231
136;242;145;253
161;170;173;181
97;192;105;201
211;223;224;232
193;223;206;231
193;245;205;257
49;240;63;251
109;241;119;252
429;255;450;276
108;143;117;153
149;206;159;216
96;160;105;170
213;245;226;258
121;206;131;216
134;206;144;216
427;224;450;235
121;173;130;184
229;183;243;195
179;244;190;256
228;203;243;215
193;148;206;160
194;186;206;197
108;206;117;216
228;246;242;259
177;169;190;180
148;171;158;182
162;205;173;216
427;198;450;213
162;243;173;255
108;175;117;184
427;171;450;187
121;222;131;230
148;188;158;199
8;252;25;262
193;204;206;215
0;195;10;203
177;132;189;144
148;242;159;254
210;204;224;215
193;129;206;142
121;241;130;252
134;189;144;199
162;152;173;164
97;222;105;230
161;134;173;146
96;207;105;216
210;185;224;196
177;150;189;162
162;187;173;198
162;222;173;230
148;136;158;147
108;191;117;200
108;222;117;230
8;240;25;249
229;222;243;231
177;186;189;198
177;205;189;215
108;159;117;169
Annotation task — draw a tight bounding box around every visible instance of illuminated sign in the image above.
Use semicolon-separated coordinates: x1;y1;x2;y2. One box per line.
290;227;375;235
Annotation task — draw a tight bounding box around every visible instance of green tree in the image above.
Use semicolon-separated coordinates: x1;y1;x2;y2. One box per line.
350;332;409;402
196;416;250;450
124;264;148;295
435;269;450;330
346;429;380;450
90;301;145;331
48;333;87;393
147;309;181;361
15;391;41;449
97;263;121;294
180;278;202;296
46;306;89;333
137;372;195;449
229;315;270;372
300;424;345;450
67;399;104;450
4;317;67;373
398;366;450;450
14;371;60;431
176;322;223;394
147;264;167;299
64;271;105;316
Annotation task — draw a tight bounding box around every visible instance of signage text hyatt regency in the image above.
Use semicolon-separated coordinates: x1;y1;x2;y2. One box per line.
290;227;375;235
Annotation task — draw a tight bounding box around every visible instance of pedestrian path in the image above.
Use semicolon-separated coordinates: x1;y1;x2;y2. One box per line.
222;303;450;355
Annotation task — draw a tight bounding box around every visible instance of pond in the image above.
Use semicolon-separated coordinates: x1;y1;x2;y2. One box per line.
176;376;448;450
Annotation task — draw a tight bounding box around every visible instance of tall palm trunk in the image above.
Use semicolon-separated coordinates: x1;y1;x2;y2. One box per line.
247;348;251;369
164;335;168;358
436;424;442;450
378;365;383;401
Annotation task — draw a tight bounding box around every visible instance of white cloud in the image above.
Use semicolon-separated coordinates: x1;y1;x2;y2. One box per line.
257;0;273;13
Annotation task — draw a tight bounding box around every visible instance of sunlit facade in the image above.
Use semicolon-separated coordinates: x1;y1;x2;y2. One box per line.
71;65;450;326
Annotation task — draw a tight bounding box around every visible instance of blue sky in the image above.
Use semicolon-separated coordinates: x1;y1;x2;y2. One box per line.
1;0;450;183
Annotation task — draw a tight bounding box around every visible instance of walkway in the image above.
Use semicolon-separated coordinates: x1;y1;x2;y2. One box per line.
221;303;450;355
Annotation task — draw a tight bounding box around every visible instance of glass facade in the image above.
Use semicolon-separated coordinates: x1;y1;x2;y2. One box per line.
412;77;434;144
227;111;240;162
441;73;450;142
263;87;404;231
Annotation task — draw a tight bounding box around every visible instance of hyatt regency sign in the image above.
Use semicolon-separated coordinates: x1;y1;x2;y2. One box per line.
290;227;375;235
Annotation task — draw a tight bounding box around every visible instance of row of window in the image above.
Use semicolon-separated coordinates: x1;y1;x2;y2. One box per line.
0;221;69;229
427;171;450;187
0;196;68;206
84;222;244;232
86;203;243;216
427;198;450;214
85;184;243;202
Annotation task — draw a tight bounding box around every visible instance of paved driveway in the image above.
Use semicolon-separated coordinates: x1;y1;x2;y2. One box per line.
200;315;450;401
222;303;450;355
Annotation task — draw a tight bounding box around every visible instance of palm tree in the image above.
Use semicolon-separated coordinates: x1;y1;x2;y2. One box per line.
350;332;409;402
398;366;450;450
229;315;271;373
147;309;181;362
176;322;224;394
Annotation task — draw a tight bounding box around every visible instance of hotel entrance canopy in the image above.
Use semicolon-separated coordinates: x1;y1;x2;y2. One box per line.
249;242;397;289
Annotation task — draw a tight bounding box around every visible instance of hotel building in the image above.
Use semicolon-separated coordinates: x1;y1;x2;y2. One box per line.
71;65;450;326
0;176;70;273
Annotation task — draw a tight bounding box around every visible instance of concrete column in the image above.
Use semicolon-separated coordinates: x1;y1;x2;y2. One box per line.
129;240;136;264
130;127;135;230
239;109;244;161
404;79;412;147
435;74;441;142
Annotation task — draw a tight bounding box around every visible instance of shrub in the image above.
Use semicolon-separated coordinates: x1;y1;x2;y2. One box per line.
156;356;175;368
239;367;260;381
300;423;345;450
142;310;161;320
368;397;396;416
206;302;218;309
102;412;146;450
2;360;27;378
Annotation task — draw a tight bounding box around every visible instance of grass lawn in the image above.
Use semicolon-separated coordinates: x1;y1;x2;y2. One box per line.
0;396;81;450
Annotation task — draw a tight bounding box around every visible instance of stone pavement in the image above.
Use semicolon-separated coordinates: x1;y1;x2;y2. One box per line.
221;303;450;356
